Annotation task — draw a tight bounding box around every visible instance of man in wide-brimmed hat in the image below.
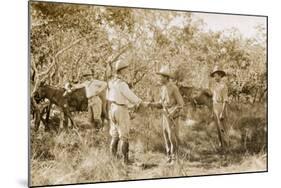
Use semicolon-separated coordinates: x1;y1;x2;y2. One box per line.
107;60;149;165
210;65;226;78
66;69;107;129
149;65;184;164
210;65;230;151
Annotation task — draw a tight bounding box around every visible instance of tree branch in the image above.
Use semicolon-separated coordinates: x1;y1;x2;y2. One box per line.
131;71;147;87
32;35;97;94
108;42;132;65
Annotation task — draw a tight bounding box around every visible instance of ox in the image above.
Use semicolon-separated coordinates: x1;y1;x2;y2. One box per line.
34;84;108;132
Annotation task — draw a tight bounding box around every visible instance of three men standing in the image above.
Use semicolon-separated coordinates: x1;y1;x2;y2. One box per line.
67;63;229;164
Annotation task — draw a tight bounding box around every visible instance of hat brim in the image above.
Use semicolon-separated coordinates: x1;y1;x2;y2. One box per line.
156;72;171;77
116;65;129;72
83;74;93;77
210;70;226;77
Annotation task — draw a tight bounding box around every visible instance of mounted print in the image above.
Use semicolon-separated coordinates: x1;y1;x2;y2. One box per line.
29;0;268;187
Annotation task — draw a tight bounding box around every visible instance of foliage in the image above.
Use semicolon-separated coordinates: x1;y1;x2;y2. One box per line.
31;2;266;103
30;3;267;185
30;103;267;186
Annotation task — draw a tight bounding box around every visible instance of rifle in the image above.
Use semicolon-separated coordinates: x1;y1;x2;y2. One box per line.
162;105;179;128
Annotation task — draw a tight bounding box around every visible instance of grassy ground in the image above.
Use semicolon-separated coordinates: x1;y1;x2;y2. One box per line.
30;103;267;186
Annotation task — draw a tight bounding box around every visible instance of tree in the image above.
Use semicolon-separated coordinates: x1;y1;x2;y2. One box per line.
30;2;266;103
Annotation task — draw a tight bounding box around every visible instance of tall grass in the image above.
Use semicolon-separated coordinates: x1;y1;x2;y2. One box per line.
30;103;267;186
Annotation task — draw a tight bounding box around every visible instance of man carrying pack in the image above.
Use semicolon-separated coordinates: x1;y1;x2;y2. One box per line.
149;66;184;164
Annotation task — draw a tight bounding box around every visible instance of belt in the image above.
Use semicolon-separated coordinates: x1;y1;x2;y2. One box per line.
110;101;126;107
213;101;224;104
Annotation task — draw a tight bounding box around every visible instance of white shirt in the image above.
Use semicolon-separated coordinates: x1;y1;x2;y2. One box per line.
107;78;142;108
82;80;107;98
211;82;228;103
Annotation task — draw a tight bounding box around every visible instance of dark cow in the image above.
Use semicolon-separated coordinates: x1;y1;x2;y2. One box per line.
179;86;213;111
34;85;79;131
31;96;51;132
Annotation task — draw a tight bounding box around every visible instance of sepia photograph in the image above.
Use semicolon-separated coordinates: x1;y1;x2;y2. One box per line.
29;1;267;187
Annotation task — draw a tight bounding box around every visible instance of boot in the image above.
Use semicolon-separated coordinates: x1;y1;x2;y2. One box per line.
170;153;177;165
110;137;119;157
121;140;130;165
166;150;172;163
94;119;103;131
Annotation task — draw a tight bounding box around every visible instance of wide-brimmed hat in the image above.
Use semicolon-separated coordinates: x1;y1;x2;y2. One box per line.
210;66;226;77
115;61;129;72
156;66;172;77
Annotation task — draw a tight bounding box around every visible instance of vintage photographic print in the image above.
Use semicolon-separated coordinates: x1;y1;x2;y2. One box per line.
29;1;267;187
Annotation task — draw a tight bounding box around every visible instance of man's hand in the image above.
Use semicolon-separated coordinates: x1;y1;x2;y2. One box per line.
134;101;150;112
168;107;184;119
129;101;148;115
141;101;151;108
149;102;162;109
168;108;179;119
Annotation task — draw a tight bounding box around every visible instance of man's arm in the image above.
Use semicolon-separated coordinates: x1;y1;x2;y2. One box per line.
94;80;107;95
173;85;184;109
220;84;228;119
222;84;229;103
119;82;142;106
71;83;86;90
167;85;184;118
148;87;163;109
63;82;85;96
